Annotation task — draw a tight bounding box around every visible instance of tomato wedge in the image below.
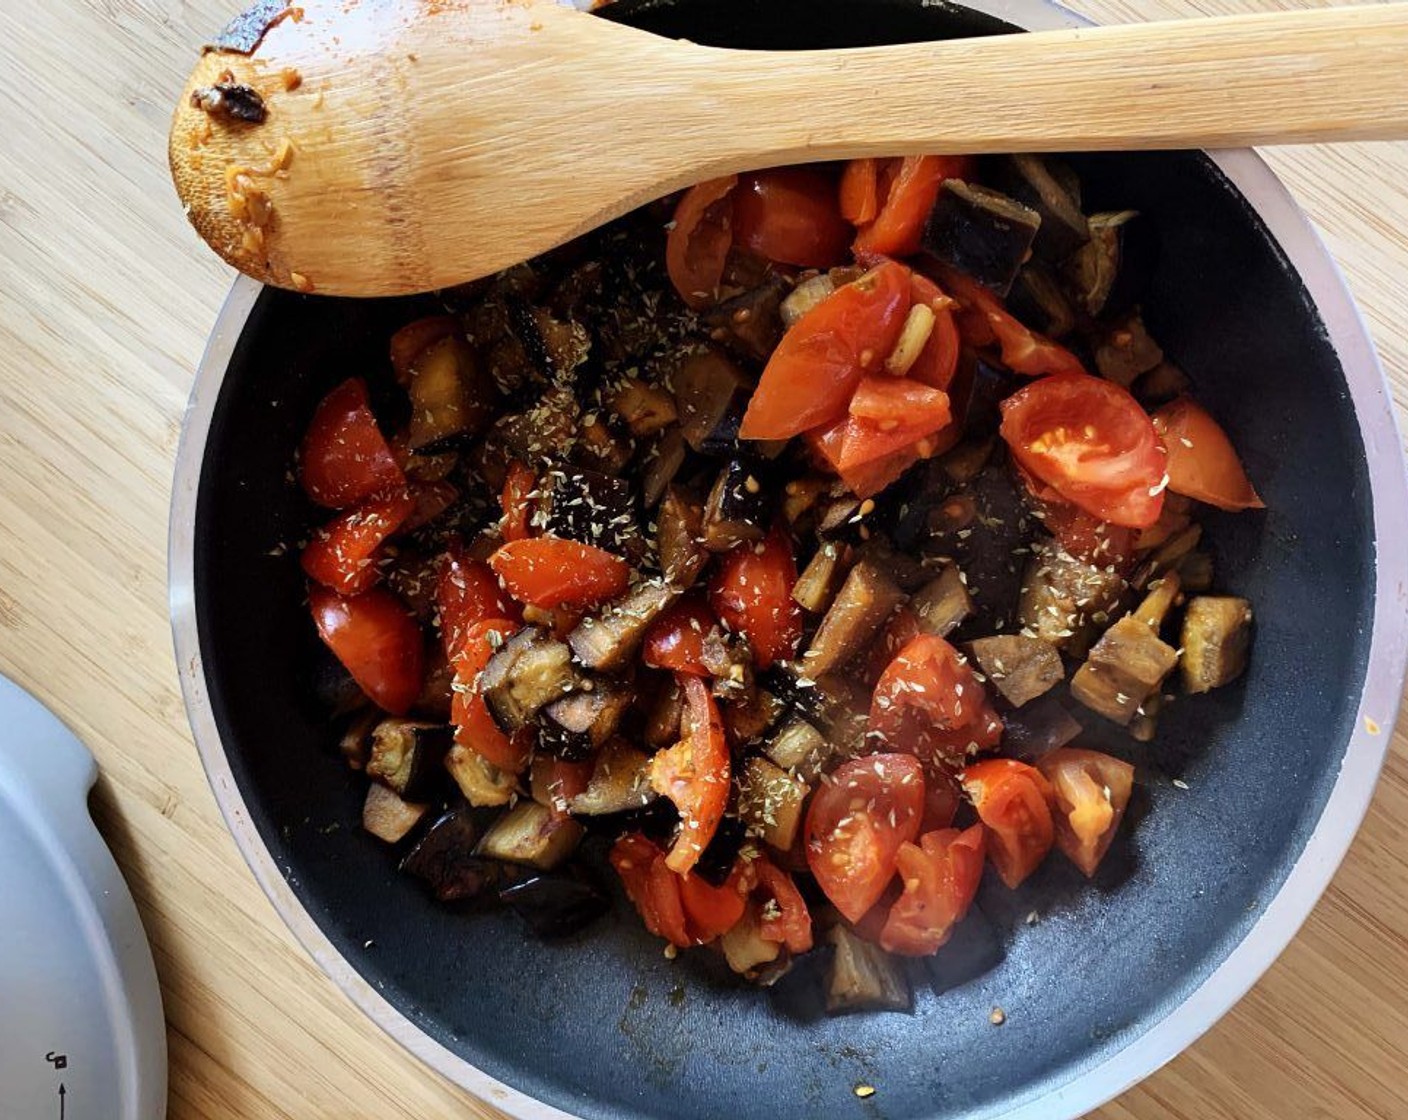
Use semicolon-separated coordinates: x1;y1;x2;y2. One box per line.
739;261;912;440
309;585;423;715
960;758;1055;889
299;378;406;509
870;634;1000;764
805;753;925;922
1000;372;1167;529
839;158;880;225
707;529;803;669
666;176;737;309
854;155;976;258
934;266;1088;378
489;537;630;610
678;867;749;942
907;273;962;390
807;420;956;499
732;168;850;269
450;618;531;773
500;460;538;542
879;824;986;956
1151;396;1264;512
835;377;954;469
301;489;415;595
1035;748;1135;877
752;856;813;953
650;676;730;875
436;543;521;659
611;834;692;947
642;595;720;676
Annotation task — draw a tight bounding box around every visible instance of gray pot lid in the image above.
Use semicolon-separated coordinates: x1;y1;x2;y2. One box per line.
0;673;166;1119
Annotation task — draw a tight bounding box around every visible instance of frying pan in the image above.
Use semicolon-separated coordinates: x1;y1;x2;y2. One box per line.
169;1;1408;1117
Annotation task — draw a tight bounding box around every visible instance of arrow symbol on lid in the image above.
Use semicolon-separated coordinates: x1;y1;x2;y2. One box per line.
58;1083;66;1120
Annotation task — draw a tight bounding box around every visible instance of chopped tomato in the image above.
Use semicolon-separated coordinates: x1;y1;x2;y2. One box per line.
839;158;880;225
870;633;991;746
500;461;538;542
450;618;530;773
309;585;423;715
731;168;850;269
921;766;963;833
403;481;460;533
643;595;719;676
879;824;986;956
535;755;594;821
666;176;737;309
650;676;730;875
907;274;962;391
753;856;813;953
299;378;405;509
835;377;954;467
1036;748;1135;877
389;316;458;386
807;420;956;499
707;529;803;669
678;867;748;942
611;834;692;947
934;266;1088;378
854;155;976;258
301;489;415;595
739;261;912;440
1000;372;1167;529
436;543;520;658
1151;396;1264;512
960;758;1055;889
805;753;925;922
489;537;630;610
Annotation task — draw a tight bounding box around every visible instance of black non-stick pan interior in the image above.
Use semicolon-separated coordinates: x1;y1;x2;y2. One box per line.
192;1;1375;1117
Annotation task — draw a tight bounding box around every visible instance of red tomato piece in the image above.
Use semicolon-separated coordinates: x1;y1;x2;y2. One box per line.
389;316;458;386
934;266;1088;378
864;607;924;686
489;537;630;610
921;766;963;833
301;490;415;595
960;759;1055;889
500;461;538;542
870;633;990;744
666;176;738;310
1035;748;1135;877
840;377;953;467
309;585;423;715
907;274;962;391
450;618;530;773
806;421;956;500
1021;480;1138;569
753;856;814;953
805;753;925;922
537;756;594;821
854;155;976;258
839;158;880;225
739;261;912;440
731;167;850;269
611;834;693;948
299;378;406;509
1000;372;1168;529
1151;396;1264;512
436;544;521;659
707;529;803;669
678;868;748;942
650;676;730;875
879;824;986;956
643;596;720;676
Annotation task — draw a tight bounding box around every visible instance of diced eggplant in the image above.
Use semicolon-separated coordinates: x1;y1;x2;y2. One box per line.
400;806;499;902
674;348;752;455
780;272;835;328
412;647;455;721
540;682;632;761
763;717;832;782
816;490;863;538
721;901;785;977
366;719;453;801
568;739;657;816
704;277;787;364
500;869;611;939
1018;539;1127;652
939;437;997;485
803;560;906;677
781;475;831;532
1128;689;1162;743
608;378;678;437
947;356;1023;441
723;687;786;745
405;335;495;452
693;815;748;887
992;154;1090;262
339;709;378;771
491;385;580;462
568;579;678;672
1071;615;1179;725
910;565;973;638
540;464;641;557
703;628;754;700
444;743;516;807
657;485;707;588
644;675;685;750
479;628;579;733
999;692;1082;760
577;798;680;842
826;924;912;1014
572;417;634;477
504;301;590;387
703;457;771;551
767;667;869;754
311;645;368;718
1006;265;1078;339
1135;360;1193;408
1181;596;1253;694
477;801;584;870
921;180;1042;296
641;426;687;509
1063;210;1156;319
738;757;808;852
853;536;931;593
792;541;850;614
1177;550;1215;593
1132;571;1182;631
362;782;429;844
1094;311;1164;388
969;635;1063;707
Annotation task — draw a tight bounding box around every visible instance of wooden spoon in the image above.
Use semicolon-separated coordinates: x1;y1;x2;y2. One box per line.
169;1;1408;297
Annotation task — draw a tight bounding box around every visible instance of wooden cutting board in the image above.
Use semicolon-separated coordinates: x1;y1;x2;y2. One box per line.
0;1;1404;1117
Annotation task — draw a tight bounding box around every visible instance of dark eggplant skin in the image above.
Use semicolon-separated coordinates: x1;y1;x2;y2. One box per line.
1063;210;1158;320
309;644;367;717
500;868;612;939
921;181;1041;296
990;154;1090;263
703;277;788;366
692;815;748;887
400;807;501;902
540;463;641;557
702;455;773;551
572;797;680;842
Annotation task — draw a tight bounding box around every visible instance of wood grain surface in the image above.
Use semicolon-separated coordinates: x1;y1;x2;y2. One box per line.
0;1;1404;1118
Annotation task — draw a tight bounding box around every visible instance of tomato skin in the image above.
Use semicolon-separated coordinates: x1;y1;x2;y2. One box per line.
707;529;803;669
839;158;880;225
1000;372;1167;529
921;766;963;833
807;421;956;499
907;274;962;391
436;544;521;659
650;676;730;875
301;490;416;595
960;758;1056;889
643;596;719;676
1151;396;1264;512
309;585;423;715
739;261;912;440
450;618;531;773
1036;748;1135;877
935;266;1088;378
389;316;458;386
500;461;538;542
489;537;630;610
300;378;406;509
879;824;986;956
678;867;748;941
667;176;738;310
753;856;814;952
611;834;693;948
854;156;976;258
870;634;998;758
805;753;925;922
732;168;851;269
